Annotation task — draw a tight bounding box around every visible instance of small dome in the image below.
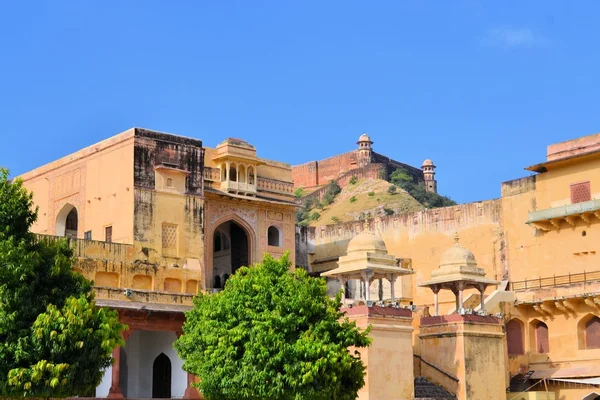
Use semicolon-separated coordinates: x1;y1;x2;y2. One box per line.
439;234;477;268
357;133;372;143
422;159;434;167
347;232;387;254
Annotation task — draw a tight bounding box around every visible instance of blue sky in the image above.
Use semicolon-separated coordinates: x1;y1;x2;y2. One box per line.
1;1;599;203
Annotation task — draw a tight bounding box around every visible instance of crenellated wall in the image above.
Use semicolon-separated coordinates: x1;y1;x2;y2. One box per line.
305;199;505;310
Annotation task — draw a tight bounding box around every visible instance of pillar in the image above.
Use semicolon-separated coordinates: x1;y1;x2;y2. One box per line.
387;274;397;303
338;276;348;301
107;329;132;399
177;331;201;399
346;305;414;400
361;270;374;302
432;285;440;316
478;284;486;313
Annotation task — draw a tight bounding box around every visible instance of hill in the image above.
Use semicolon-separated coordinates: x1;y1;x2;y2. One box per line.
308;179;424;226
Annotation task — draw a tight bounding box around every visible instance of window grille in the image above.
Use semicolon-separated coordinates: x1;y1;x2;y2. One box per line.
162;223;178;256
105;226;112;243
570;181;591;204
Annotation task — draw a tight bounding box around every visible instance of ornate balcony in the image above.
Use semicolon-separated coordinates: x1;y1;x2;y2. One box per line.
527;199;600;230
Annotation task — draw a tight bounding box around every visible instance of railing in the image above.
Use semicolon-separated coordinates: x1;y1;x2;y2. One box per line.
413;354;459;383
257;176;294;195
203;166;221;181
512;270;600;291
221;180;257;194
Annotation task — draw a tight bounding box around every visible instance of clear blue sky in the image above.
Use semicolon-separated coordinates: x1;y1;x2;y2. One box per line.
1;1;599;203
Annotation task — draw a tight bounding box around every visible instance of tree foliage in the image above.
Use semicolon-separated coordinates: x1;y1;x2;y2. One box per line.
0;168;124;398
175;254;371;400
389;168;457;209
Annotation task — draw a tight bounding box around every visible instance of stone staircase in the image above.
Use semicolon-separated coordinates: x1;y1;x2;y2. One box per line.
415;376;457;399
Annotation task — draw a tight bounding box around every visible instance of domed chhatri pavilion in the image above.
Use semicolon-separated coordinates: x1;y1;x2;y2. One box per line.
322;232;413;303
419;232;499;316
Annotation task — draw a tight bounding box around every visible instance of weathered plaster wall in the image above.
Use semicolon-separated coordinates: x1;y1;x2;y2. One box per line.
419;316;506;400
346;306;415;400
20;129;135;243
204;194;296;288
124;330;187;398
132;131;205;274
307;199;504;309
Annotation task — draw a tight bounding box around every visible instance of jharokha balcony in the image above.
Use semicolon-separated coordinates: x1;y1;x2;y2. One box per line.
527;198;600;231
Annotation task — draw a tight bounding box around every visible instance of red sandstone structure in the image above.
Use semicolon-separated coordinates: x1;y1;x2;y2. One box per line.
291;133;438;194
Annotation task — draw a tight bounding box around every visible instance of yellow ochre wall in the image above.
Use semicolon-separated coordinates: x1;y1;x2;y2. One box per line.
19;129;135;244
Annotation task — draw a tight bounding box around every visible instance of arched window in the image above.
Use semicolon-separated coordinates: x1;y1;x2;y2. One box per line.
223;274;230;288
535;321;550;353
248;167;255;185
238;165;246;183
268;226;281;247
214;232;222;252
166;178;173;187
506;319;524;356
221;163;227;181
213;275;221;289
230;164;237;182
585;316;600;349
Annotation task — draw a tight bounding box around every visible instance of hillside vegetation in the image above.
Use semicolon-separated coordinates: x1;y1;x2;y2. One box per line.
301;179;424;226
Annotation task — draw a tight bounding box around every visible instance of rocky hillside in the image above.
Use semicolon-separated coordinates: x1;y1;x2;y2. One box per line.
308;179;424;226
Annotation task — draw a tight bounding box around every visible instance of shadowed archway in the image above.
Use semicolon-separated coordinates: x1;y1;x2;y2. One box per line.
152;352;172;398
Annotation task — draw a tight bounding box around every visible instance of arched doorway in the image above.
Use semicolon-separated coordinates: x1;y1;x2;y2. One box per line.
212;220;249;290
152;353;172;398
55;203;78;238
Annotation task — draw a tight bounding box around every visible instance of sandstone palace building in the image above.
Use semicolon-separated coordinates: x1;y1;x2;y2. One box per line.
16;128;600;400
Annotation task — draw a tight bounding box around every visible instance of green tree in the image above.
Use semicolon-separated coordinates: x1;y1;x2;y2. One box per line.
175;254;371;400
387;185;397;194
349;176;358;185
294;187;305;198
0;168;124;398
389;169;413;189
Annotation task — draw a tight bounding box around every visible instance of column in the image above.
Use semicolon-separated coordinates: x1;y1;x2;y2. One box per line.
338;276;348;301
457;282;465;312
226;162;231;182
107;346;123;399
107;329;132;399
432;285;440;316
361;270;374;302
478;284;486;313
452;287;460;313
177;331;201;399
387;274;397;303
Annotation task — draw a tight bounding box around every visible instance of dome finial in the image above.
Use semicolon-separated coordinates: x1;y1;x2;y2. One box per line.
452;231;460;244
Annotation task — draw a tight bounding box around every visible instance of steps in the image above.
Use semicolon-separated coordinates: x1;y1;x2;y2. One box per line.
415;376;457;399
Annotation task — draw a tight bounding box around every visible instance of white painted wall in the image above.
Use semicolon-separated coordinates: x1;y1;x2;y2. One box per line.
95;365;112;397
124;330;187;398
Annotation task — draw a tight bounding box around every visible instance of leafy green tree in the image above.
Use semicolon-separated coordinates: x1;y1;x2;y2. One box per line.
175;254;371;400
389;169;413;189
294;187;305;198
387;185;397;194
0;168;124;398
388;168;457;209
349;176;358;185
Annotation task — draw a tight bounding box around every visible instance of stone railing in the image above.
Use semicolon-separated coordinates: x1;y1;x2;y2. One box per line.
203;166;221;182
94;286;195;306
34;234;135;263
257;176;294;195
512;270;600;291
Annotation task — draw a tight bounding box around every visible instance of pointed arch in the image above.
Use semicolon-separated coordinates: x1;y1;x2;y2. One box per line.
579;314;600;349
506;318;524;356
55;203;79;238
152;353;172;398
206;213;257;291
529;319;549;353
